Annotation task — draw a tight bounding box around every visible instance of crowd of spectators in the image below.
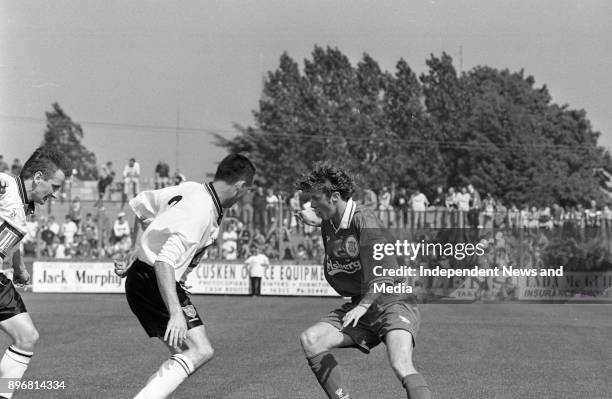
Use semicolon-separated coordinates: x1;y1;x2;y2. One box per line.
4;152;612;264
20;207;134;260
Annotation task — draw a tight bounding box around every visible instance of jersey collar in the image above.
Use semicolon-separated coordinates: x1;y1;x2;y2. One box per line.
205;182;224;224
15;176;35;215
330;198;356;233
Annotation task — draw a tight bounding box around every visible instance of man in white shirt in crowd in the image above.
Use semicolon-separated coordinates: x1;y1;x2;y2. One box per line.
410;188;429;228
60;214;78;247
112;212;131;243
245;246;269;296
47;215;60;236
456;187;471;227
114;154;255;399
123;158;141;199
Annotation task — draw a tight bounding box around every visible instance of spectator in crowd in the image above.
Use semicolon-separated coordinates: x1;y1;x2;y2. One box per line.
69;196;83;228
240;186;254;232
61;214;78;248
221;221;239;260
551;203;565;227
467;183;482;228
112;212;131;244
457;187;470;210
53;236;68;259
40;220;55;257
295;244;309;263
122;157;140;199
74;234;92;258
393;187;409;228
253;186;267;233
82;213;99;253
23;217;39;256
47;215;60;236
238;227;251;259
482;193;496;229
154;160;171;189
410;188;429;228
378;186;392;227
539;206;553;229
456;187;471;227
528;206;540;229
265;188;279;227
603;203;612;229
494;201;507;228
11;158;22;175
585;200;600;227
362;187;378;211
0;155;9;173
445;187;458;209
508;204;520;229
289;191;302;232
97;161;115;201
173;169;186;185
244;246;269;296
252;229;266;248
444;186;458;227
430;185;446;228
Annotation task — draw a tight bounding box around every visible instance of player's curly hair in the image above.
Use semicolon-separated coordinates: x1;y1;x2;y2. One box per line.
295;162;355;201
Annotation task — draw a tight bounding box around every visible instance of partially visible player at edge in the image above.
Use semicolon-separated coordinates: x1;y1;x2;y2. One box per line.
0;148;70;399
114;154;255;399
295;163;431;399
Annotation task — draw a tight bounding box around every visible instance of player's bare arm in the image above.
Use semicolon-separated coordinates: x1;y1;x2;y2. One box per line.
154;260;187;348
10;248;31;286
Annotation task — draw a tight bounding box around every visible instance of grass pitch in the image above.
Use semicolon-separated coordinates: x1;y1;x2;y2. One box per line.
4;293;611;398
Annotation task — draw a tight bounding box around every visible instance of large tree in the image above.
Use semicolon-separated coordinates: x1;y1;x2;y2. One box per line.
42;103;98;180
217;47;434;192
218;47;611;206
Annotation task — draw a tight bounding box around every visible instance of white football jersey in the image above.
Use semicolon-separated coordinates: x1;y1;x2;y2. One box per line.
0;173;34;262
130;181;223;282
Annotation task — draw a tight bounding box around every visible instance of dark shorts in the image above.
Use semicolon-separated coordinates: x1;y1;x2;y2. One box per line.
0;273;28;322
321;300;420;354
125;259;204;338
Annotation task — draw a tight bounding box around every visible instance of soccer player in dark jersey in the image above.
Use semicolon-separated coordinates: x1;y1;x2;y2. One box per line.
0;147;70;399
296;163;431;399
114;154;255;399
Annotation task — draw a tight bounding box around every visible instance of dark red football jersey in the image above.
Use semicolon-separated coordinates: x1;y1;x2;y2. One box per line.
321;201;396;299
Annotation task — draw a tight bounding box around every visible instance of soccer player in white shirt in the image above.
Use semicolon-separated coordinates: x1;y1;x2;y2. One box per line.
0;147;69;399
114;154;255;399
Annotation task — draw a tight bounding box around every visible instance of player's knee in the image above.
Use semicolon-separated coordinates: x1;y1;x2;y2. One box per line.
14;328;39;351
390;356;416;378
300;329;322;353
193;345;214;366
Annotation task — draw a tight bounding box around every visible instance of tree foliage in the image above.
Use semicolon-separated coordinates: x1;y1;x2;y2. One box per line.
218;47;611;206
42;103;98;180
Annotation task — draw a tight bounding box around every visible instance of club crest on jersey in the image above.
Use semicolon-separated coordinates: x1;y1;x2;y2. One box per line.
182;305;197;319
343;235;359;257
331;235;359;259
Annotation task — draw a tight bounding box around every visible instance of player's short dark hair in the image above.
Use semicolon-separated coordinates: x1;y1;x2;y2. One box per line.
295;162;355;201
20;146;71;180
214;154;256;184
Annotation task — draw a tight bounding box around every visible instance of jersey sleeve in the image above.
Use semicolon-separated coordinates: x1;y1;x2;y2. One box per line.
129;190;160;225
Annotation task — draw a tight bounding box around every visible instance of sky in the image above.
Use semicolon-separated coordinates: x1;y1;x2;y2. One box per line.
1;0;611;182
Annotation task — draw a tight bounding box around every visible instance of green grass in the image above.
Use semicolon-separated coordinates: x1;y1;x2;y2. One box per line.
3;294;612;398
